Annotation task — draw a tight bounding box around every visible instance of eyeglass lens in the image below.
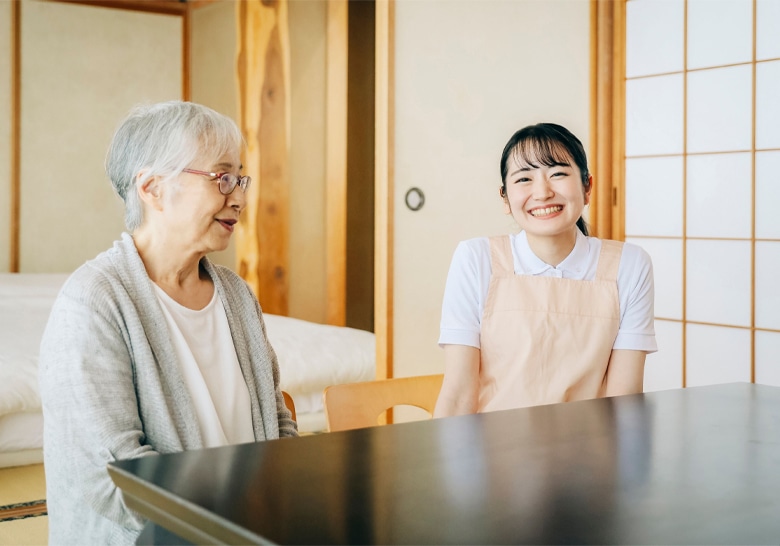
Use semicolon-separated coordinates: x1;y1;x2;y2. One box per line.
218;174;251;195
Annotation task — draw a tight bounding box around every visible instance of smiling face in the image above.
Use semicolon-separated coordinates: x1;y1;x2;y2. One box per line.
160;148;247;256
502;145;591;245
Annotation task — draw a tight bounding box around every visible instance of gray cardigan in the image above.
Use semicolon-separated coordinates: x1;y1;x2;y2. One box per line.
39;233;297;545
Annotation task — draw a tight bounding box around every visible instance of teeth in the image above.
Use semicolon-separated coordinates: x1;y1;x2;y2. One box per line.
530;206;563;217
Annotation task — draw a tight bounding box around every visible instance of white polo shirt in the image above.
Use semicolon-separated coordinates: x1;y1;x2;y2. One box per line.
439;230;658;353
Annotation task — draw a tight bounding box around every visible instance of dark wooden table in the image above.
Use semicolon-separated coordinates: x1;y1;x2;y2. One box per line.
109;382;780;545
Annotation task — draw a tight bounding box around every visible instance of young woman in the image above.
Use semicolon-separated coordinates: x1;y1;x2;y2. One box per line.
434;123;657;417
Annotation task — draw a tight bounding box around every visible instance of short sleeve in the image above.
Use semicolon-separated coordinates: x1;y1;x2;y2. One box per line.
439;238;492;348
614;242;658;353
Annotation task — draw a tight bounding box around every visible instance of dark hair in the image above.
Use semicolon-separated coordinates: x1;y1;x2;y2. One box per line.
499;123;590;236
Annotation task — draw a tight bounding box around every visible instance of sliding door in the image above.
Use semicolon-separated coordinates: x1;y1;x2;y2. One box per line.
13;0;181;273
386;0;591;394
625;0;780;389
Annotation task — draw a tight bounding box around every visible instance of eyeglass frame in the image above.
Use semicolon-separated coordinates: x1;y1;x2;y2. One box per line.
182;168;252;195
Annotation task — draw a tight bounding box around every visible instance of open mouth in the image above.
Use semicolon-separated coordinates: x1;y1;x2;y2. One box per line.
529;205;563;217
217;218;237;232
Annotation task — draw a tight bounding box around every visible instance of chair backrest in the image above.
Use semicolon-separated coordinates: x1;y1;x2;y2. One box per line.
323;374;444;432
282;391;296;422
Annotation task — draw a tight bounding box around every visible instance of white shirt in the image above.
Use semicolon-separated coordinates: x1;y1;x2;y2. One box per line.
439;230;657;353
154;284;255;447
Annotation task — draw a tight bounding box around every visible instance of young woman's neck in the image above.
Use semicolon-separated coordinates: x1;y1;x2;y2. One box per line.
525;227;579;267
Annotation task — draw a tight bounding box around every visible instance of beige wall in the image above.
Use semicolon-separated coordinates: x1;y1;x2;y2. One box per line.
14;1;181;273
287;0;328;324
0;0;330;323
1;0;591;335
392;0;592;383
190;1;239;270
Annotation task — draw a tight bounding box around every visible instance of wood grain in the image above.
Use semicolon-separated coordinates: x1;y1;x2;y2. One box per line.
326;0;348;326
236;0;291;315
374;0;395;382
589;0;625;241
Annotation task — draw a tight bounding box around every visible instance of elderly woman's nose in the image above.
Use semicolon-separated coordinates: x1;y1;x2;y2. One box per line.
228;185;247;210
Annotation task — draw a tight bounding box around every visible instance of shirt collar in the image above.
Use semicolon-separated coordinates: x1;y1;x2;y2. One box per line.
512;230;590;276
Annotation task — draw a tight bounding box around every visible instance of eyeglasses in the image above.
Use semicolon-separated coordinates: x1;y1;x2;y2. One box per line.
182;169;252;195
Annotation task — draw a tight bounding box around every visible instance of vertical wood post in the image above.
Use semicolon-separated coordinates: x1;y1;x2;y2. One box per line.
590;0;626;240
182;3;191;101
326;0;348;326
10;0;21;272
236;0;291;315
374;0;394;381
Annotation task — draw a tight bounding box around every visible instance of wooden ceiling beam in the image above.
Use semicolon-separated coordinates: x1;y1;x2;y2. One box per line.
48;0;224;16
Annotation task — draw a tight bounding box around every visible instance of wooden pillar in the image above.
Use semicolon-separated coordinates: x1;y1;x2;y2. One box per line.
589;0;626;240
10;0;21;272
326;0;348;327
182;3;191;101
374;0;394;381
236;0;291;315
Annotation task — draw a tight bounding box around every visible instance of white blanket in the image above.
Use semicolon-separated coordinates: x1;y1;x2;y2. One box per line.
262;314;375;412
0;273;374;422
0;273;70;418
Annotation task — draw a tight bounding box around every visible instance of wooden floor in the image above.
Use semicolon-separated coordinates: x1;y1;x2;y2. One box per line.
0;464;48;545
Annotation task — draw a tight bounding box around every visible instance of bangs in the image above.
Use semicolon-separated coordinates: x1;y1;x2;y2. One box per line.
163;111;243;177
201;119;242;161
509;136;574;170
191;114;243;166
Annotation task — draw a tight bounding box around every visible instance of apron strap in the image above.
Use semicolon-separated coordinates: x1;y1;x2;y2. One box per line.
595;239;624;281
488;236;514;276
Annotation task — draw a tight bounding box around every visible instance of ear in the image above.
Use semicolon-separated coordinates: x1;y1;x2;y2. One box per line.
136;171;164;212
584;175;593;206
500;186;511;215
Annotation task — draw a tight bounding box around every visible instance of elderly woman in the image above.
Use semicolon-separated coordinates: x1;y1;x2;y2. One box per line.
39;101;297;545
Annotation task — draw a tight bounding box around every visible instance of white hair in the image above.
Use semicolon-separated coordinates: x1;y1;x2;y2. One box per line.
105;100;244;231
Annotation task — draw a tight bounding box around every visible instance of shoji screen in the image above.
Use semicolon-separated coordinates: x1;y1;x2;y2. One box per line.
19;1;182;273
625;0;780;390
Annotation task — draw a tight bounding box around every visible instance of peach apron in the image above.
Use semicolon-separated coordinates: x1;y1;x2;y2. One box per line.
478;236;623;412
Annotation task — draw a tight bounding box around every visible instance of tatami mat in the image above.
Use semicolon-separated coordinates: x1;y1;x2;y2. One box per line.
0;464;45;506
0;464;48;545
0;515;48;546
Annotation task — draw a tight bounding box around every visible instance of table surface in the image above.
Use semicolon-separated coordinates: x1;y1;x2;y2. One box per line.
109;382;780;545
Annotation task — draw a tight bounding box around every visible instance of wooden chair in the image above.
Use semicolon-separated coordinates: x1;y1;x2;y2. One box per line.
282;390;296;422
323;374;444;432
